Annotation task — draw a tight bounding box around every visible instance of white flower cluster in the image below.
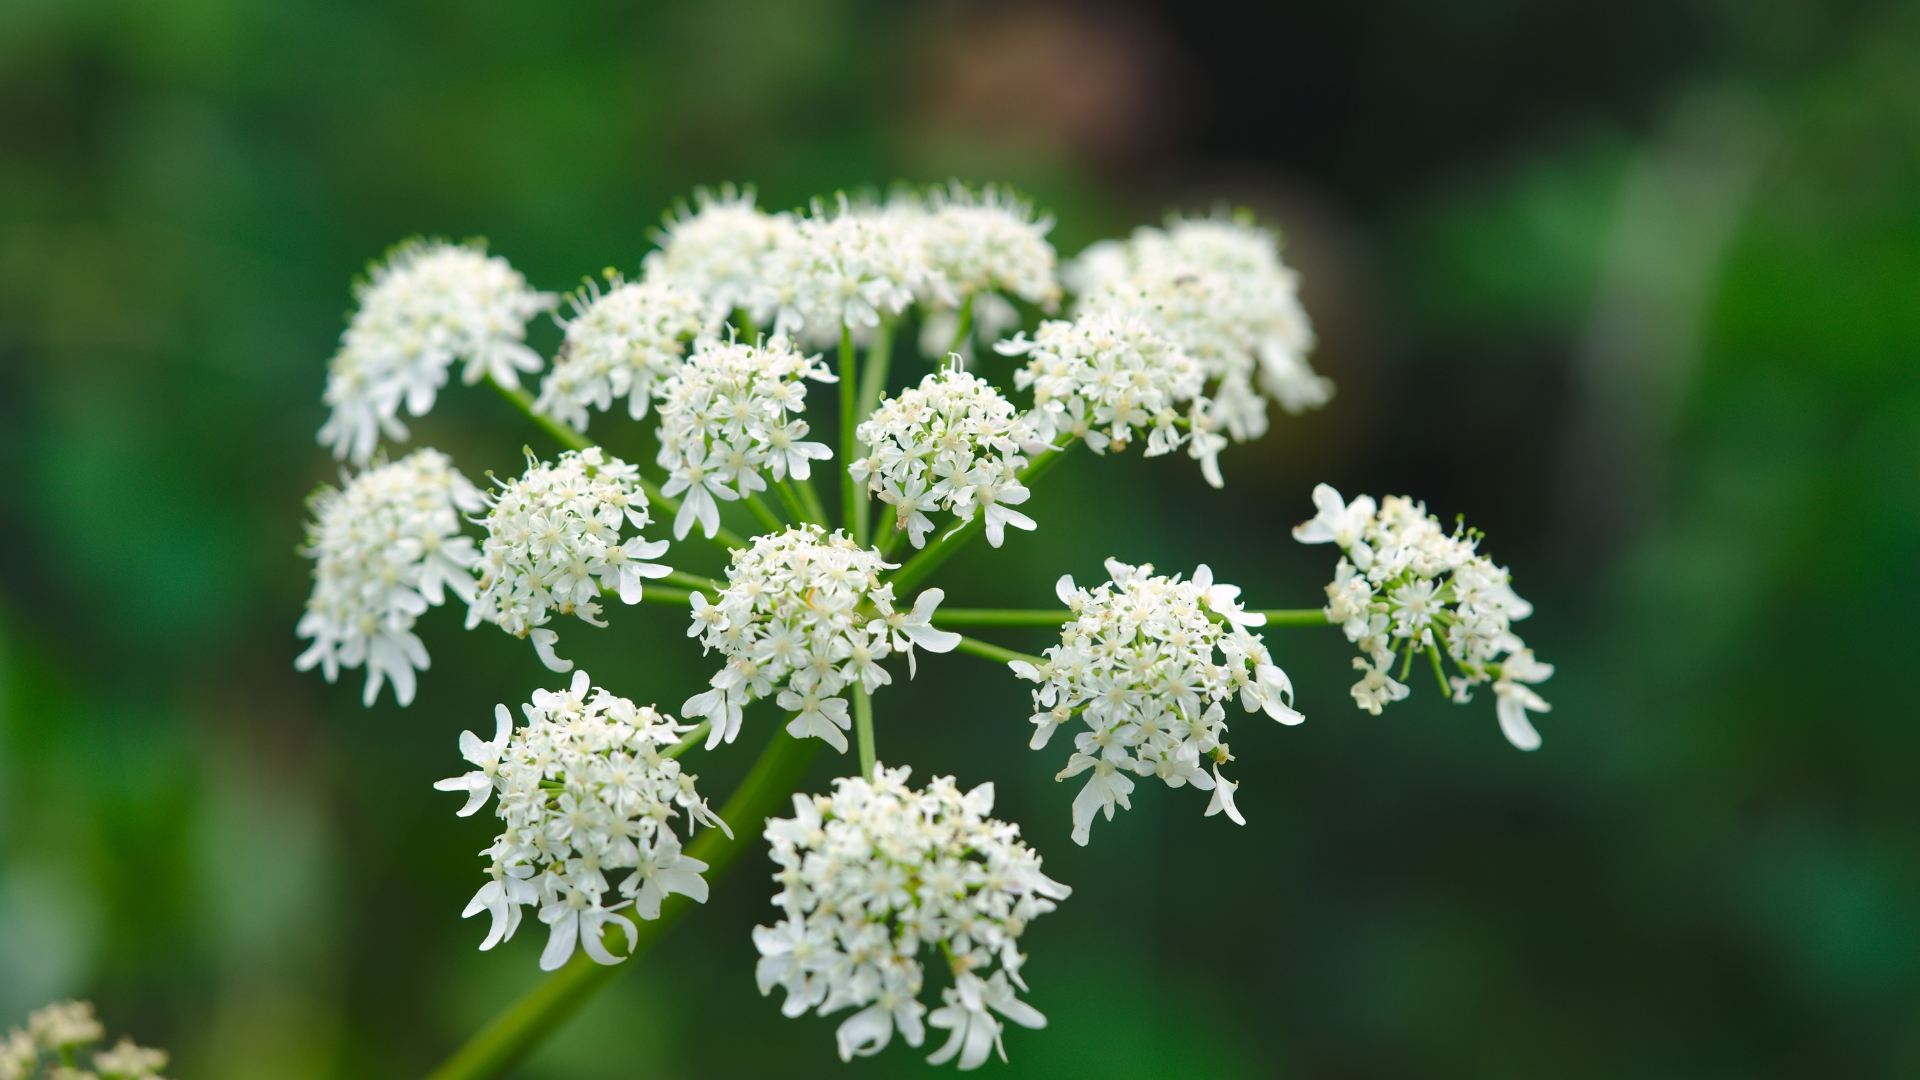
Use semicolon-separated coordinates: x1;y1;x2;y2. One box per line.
296;449;483;708
436;671;727;972
534;274;710;432
652;336;835;540
642;185;797;324
319;240;556;464
851;367;1038;550
682;526;959;751
1066;213;1331;444
1013;559;1302;846
1294;484;1552;750
997;309;1231;484
468;448;670;673
754;765;1070;1070
760;194;934;344
2;1001;168;1080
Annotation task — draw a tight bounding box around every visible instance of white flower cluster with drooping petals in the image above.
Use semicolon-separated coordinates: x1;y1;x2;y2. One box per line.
683;526;960;751
467;448;670;673
758;194;934;344
1294;483;1552;749
534;274;710;432
643;184;798;325
319;240;556;464
1012;558;1302;846
3;1000;169;1080
296;449;483;708
996;309;1230;483
755;765;1070;1070
652;336;836;540
1067;213;1330;445
436;671;727;972
852;366;1039;550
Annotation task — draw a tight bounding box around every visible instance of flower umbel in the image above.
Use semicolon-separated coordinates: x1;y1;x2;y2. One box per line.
534;273;711;431
3;1001;168;1080
755;765;1069;1070
852;366;1039;550
1294;483;1552;749
296;448;484;707
318;240;556;464
467;448;671;672
682;526;960;750
1013;559;1302;845
436;671;727;971
653;336;837;540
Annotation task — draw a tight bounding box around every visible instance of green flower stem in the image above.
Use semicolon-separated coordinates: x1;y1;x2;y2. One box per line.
931;609;1071;627
837;327;861;544
951;635;1044;668
1427;645;1453;697
886;442;1075;595
665;720;710;758
853;683;876;780
488;376;747;551
743;488;786;533
874;502;905;559
423;728;819;1080
1250;609;1333;626
946;294;975;357
794;476;831;528
638;585;693;606
772;478;818;528
849;319;895;549
662;569;726;594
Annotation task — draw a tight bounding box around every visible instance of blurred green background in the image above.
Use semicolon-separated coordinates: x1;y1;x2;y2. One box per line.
3;0;1918;1076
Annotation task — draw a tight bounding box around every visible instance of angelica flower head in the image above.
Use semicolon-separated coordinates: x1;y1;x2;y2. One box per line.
1067;212;1330;443
998;308;1227;482
467;448;670;672
1013;559;1300;845
534;273;711;432
755;764;1069;1069
852;366;1039;550
318;240;557;464
1294;483;1551;749
4;1001;169;1080
757;193;933;343
436;671;726;971
652;335;836;540
920;183;1061;311
296;448;483;707
643;184;797;325
682;525;960;751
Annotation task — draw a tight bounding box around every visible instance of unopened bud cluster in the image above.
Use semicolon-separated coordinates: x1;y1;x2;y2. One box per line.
852;367;1039;549
297;448;483;707
684;526;959;751
1294;484;1553;749
468;448;670;672
755;766;1069;1070
1013;559;1301;845
320;240;556;464
437;671;726;971
2;1001;167;1080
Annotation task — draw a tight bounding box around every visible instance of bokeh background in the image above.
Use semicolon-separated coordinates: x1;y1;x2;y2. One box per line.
4;1;1919;1076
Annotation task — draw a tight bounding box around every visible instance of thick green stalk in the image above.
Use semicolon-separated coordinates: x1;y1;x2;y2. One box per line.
837;327;860;543
887;442;1073;595
951;635;1045;667
487;376;747;551
639;585;693;607
662;569;727;594
853;684;875;780
423;729;819;1080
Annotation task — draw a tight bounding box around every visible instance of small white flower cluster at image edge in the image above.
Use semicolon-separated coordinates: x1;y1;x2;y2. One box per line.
1294;483;1553;749
755;764;1069;1070
2;1000;168;1080
436;671;728;971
